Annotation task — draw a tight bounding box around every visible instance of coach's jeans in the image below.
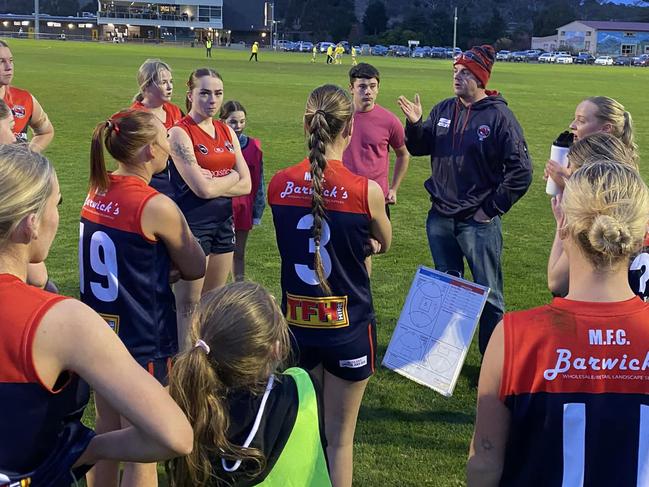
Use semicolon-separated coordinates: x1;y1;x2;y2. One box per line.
426;209;505;355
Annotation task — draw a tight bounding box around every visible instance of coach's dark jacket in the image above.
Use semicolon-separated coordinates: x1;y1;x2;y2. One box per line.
405;91;532;220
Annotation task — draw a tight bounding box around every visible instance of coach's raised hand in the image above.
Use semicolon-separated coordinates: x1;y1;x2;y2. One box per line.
397;93;422;123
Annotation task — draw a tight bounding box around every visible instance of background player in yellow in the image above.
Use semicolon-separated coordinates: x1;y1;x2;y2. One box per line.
351;46;358;65
335;44;344;65
311;44;318;63
249;41;259;62
326;44;334;64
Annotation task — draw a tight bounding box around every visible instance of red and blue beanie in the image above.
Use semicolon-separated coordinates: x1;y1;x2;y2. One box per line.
454;45;496;87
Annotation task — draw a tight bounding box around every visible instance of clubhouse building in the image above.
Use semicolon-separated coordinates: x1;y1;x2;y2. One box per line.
533;20;649;56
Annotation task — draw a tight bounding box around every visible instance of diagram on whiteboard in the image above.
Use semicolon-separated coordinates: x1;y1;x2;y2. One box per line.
382;266;489;396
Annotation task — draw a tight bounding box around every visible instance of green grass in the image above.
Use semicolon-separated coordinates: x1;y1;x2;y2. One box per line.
9;39;649;486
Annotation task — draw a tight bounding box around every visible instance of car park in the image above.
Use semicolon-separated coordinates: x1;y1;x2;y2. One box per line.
496;50;512;61
298;41;313;52
574;52;595;64
525;50;541;61
555;53;573;64
360;44;371;55
430;47;446;58
412;47;427;58
594;55;614;65
393;45;410;57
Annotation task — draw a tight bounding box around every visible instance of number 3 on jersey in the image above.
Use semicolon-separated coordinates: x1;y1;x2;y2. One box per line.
79;222;119;302
295;214;332;285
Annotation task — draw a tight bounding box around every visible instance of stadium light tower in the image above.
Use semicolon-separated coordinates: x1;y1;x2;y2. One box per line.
34;0;40;39
452;6;457;56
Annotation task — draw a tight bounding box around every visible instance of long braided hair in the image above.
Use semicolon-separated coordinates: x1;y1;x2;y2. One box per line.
303;85;353;294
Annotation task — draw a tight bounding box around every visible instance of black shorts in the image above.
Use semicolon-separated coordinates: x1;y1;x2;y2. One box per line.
292;322;377;381
191;216;235;255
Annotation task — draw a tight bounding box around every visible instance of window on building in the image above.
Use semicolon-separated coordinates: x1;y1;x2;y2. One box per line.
624;32;635;37
561;31;565;35
585;41;590;50
586;31;591;36
621;44;635;55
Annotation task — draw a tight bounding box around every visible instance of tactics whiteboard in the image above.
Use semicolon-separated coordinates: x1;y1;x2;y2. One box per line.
382;266;489;396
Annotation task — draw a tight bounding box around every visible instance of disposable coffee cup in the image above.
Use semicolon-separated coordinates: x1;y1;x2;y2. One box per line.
546;131;574;196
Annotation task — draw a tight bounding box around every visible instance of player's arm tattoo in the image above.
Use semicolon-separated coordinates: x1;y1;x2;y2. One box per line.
480;437;495;452
172;140;198;166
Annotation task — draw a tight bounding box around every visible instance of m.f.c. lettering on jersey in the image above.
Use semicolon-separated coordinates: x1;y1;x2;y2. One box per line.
286;292;349;329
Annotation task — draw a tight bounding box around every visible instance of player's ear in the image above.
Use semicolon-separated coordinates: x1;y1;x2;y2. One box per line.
343;118;354;139
13;212;38;244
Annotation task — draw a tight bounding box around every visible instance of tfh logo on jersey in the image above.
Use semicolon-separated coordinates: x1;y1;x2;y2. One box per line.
196;144;209;155
437;118;451;128
12;105;26;119
477;125;491;141
286;293;350;329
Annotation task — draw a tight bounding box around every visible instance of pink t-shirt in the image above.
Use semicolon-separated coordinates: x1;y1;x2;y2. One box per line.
342;103;406;198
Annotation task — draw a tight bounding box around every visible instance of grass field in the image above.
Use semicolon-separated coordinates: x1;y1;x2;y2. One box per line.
8;39;649;486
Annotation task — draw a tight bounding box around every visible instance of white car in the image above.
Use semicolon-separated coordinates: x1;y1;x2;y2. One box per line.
538;52;556;63
555;54;573;64
594;55;614;66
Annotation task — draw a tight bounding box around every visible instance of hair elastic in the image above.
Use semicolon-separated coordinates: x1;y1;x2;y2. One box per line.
106;119;120;134
315;109;327;117
194;339;211;355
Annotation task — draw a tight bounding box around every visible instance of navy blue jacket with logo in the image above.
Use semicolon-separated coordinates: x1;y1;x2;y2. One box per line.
405;92;533;220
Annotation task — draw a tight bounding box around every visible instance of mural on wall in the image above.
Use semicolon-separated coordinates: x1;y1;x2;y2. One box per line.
562;31;586;50
597;30;649;55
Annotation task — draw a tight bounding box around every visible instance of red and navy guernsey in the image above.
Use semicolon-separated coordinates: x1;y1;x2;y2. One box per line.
170;116;236;226
499;296;649;486
79;174;176;364
0;274;93;483
269;158;374;347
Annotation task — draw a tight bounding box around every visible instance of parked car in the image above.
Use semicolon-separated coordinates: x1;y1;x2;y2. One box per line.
574;52;595;64
633;54;649;66
525;50;541;61
412;47;428;58
496;50;512;61
511;51;530;62
538;52;556;63
276;40;292;51
393;45;410;57
594;55;614;66
614;56;633;66
297;41;313;52
555;53;573;64
360;43;371;55
371;44;388;56
444;47;462;59
430;47;446;58
318;41;335;53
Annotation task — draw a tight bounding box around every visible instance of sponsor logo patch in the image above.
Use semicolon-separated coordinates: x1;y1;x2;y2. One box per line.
437;117;451;128
339;356;368;368
197;144;209;155
477;124;491;141
286;292;349;328
99;313;120;334
12;105;26;119
224;141;235;153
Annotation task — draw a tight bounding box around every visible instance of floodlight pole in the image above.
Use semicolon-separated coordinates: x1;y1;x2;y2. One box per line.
452;7;457;55
34;0;40;39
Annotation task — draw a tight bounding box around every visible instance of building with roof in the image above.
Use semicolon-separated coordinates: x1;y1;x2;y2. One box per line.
555;20;649;56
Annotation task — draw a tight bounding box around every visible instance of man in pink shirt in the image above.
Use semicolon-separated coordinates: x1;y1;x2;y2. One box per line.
343;63;410;213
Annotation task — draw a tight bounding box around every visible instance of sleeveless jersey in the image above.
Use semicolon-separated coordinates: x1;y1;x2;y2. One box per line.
268;159;373;347
628;233;649;302
3;86;34;143
127;101;183;198
499;297;649;486
79;175;177;364
171;116;236;226
233;135;263;231
0;274;94;481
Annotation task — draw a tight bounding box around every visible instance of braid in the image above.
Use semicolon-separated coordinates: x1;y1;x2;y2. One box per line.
308;113;332;295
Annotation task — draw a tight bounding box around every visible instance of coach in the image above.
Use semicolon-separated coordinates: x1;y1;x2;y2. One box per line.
398;45;532;354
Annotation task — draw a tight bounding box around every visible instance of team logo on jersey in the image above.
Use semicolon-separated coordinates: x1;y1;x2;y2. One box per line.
224;141;235;153
197;144;209;155
99;313;120;335
477;125;491;141
286;293;349;329
12;105;26;119
437;118;451;128
215;147;224;153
